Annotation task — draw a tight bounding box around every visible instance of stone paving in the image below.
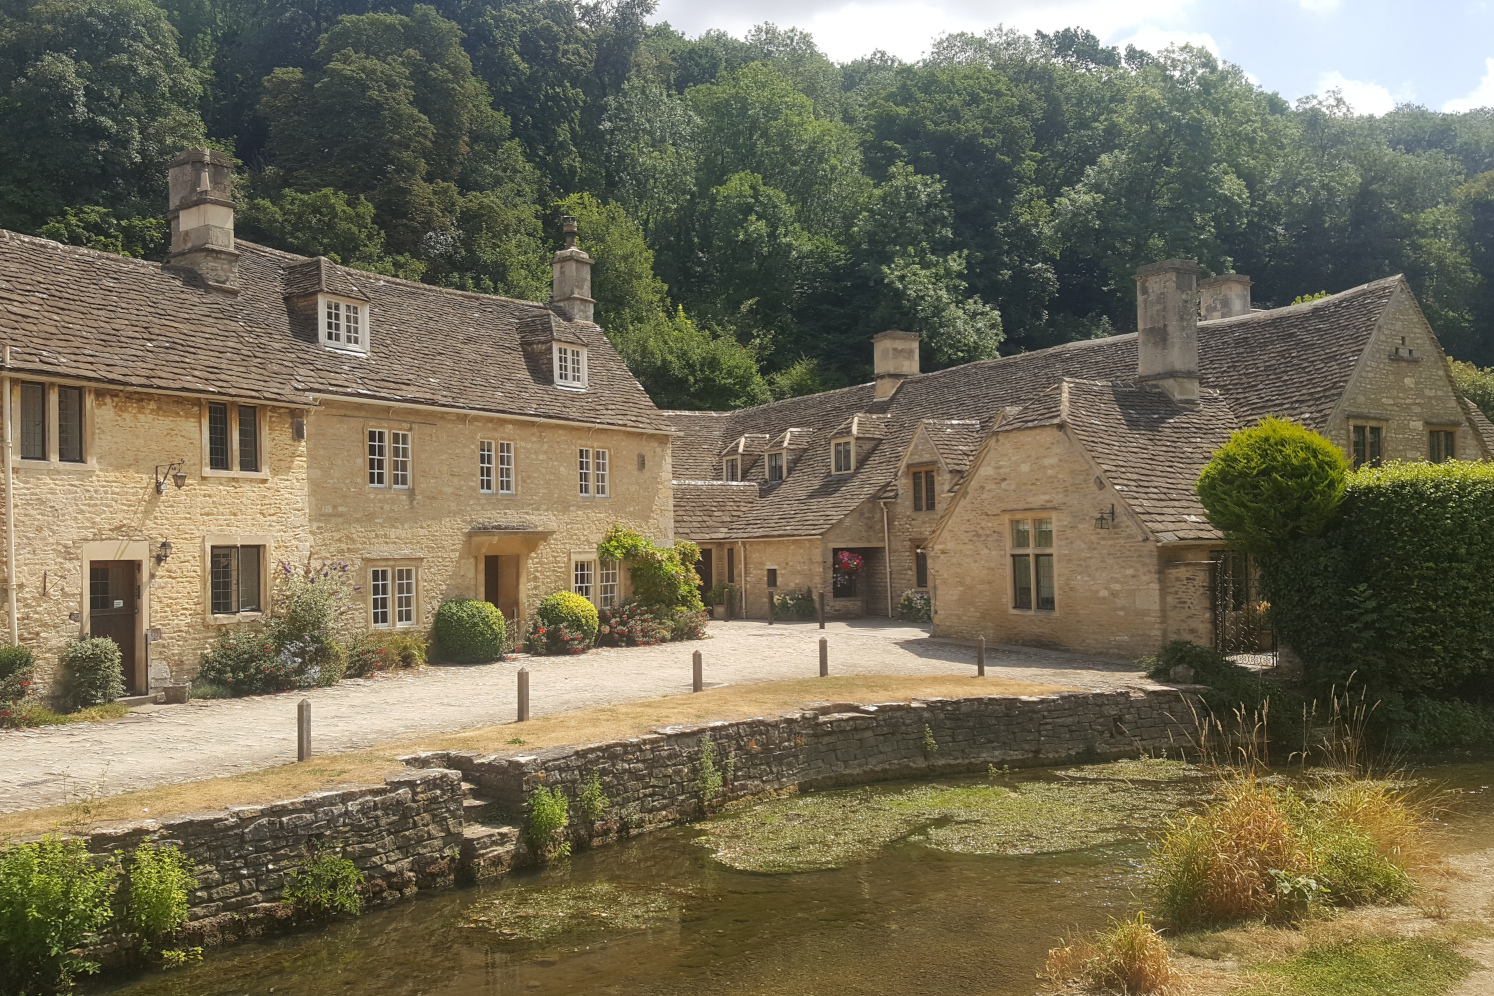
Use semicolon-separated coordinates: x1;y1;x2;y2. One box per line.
0;619;1155;814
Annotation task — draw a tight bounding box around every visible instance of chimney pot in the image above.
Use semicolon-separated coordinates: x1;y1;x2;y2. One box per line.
1134;259;1202;402
872;329;920;399
166;147;238;290
1199;273;1253;320
551;218;595;322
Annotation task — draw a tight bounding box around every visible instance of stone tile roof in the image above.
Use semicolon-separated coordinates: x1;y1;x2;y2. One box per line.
662;410;734;479
671;481;761;540
0;230;670;432
668;276;1401;541
918;419;984;475
1461;397;1494;458
1059;380;1236;542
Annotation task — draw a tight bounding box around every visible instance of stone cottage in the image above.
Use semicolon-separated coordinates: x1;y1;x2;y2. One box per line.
0;148;674;695
671;260;1494;656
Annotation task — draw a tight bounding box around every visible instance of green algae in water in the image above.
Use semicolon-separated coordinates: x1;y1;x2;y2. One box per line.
463;881;684;943
699;761;1208;873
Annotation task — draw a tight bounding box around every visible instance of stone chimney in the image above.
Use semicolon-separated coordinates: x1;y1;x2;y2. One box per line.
166;148;237;290
551;216;596;322
1198;273;1253;320
872;329;920;399
1135;259;1202;402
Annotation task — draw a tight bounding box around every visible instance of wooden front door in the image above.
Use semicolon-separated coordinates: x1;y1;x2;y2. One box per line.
90;560;139;694
483;555;520;626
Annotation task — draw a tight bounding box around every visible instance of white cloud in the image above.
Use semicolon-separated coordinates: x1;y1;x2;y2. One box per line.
1113;26;1221;57
1314;70;1397;115
1444;57;1494;112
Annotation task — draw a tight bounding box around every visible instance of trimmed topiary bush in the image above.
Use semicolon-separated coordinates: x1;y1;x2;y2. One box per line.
537;591;599;645
430;599;507;664
1196;417;1349;554
59;637;125;708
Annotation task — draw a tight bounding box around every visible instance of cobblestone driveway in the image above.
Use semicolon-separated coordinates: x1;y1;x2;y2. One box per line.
0;619;1152;814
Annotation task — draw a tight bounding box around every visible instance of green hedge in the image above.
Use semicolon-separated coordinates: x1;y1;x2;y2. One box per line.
537;592;599;645
430;599;507;664
59;638;125;708
1266;461;1494;696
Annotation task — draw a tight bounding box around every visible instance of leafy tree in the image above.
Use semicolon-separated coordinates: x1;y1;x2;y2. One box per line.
1450;358;1494;421
238;188;425;278
601;77;699;237
37;205;167;259
0;0;206;230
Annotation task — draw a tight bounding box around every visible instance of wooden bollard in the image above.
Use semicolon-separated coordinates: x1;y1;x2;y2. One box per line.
819;636;828;677
692;650;703;693
977;636;986;677
297;698;311;761
768;593;775;625
817;590;826;629
517;667;530;722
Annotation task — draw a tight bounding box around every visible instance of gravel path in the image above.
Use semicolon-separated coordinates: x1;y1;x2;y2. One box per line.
0;619;1153;814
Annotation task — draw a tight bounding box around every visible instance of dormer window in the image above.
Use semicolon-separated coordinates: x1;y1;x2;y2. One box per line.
767;450;785;482
832;438;854;474
320;295;369;352
725;457;740;482
554;343;587;387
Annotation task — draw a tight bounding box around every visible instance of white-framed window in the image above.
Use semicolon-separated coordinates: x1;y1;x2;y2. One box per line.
725;457;740;482
554;343;587;387
767;450;785;482
479;440;494;493
1010;516;1055;612
321;296;368;351
498;440;515;494
395;567;416;626
573;559;595;600
578;447;592;496
390;430;411;489
832;438;854;474
595;448;609;497
368;429;387;486
599;560;619;608
370;568;391;626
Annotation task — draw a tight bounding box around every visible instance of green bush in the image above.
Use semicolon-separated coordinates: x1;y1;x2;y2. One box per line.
283;849;363;917
896;590;931;623
59;637;125;708
0;645;33;682
126;842;194;952
430;599;508;664
1266;461;1494;696
345;630;431;677
0;834;117;991
1139;641;1304;744
526;785;571;860
577;771;608;835
1196;417;1349;554
537;592;599;645
198;629;297;695
666;606;709;641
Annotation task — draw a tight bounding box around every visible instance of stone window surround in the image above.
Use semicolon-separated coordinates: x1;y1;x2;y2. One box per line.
1005;510;1058;615
8;379;97;471
831;437;854;474
1346;417;1387;469
366;420;416;491
724;456;740;482
1425;420;1462;464
202;533;275;625
363;555;423;630
200;399;270;480
766;449;786;482
318;293;370;354
553;342;588;389
477;438;517;495
910;464;938;512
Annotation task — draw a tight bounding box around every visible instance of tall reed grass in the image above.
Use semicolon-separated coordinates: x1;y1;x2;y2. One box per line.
1043;912;1176;995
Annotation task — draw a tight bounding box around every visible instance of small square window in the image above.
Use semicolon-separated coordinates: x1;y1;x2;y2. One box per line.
833;439;853;474
555;344;587;386
767;451;785;482
322;297;369;351
210;545;263;614
725;457;740;482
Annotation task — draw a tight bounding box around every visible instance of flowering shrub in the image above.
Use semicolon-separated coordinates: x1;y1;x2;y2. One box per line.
773;589;817;619
537;592;599;645
343;634;397;678
596;526;703;610
198;630;297;695
667;607;710;641
597;602;670;647
551;623;591;654
897;590;932;623
835;550;864;573
522;618;550;655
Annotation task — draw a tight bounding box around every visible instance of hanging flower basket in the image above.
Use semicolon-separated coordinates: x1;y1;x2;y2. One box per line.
835;550;864;573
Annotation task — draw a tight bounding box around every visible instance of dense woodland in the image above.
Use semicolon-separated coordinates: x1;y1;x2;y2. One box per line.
4;0;1494;411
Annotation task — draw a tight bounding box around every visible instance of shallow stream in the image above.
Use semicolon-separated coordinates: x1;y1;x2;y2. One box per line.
91;759;1494;996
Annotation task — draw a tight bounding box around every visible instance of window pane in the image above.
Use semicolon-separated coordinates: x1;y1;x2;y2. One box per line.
325;299;342;342
1035;554;1055;610
368;429;386;486
915;548;928;588
90;566;111;611
479;440;494;492
345;304;361;346
600;561;619;608
208;402;230;470
573;560;594;599
499;441;514;493
578;447;591;495
727;547;735;584
370;568;390;626
595;448;608;497
1369;426;1382;466
1352;425;1367;468
925;471;936;512
1012;554;1032;609
1011;519;1030;549
390;431;411;488
912;471;923;512
238;405;259;472
57;386;83;462
1035;518;1053;548
238;547;261;613
396;568;415;625
210;546;236;614
19;382;46;460
725;458;739;482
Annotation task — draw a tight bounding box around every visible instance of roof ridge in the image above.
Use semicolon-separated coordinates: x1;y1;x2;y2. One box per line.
1200;274;1403;325
0;227;167;272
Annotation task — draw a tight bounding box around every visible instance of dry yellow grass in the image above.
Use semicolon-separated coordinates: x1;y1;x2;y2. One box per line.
1044;912;1178;994
0;674;1063;842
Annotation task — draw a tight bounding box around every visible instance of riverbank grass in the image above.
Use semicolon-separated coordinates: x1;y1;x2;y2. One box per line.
1237;935;1474;996
1043;913;1177;995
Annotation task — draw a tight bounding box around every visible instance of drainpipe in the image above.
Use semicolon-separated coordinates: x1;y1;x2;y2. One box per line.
738;540;746;618
881;501;893;618
2;349;16;645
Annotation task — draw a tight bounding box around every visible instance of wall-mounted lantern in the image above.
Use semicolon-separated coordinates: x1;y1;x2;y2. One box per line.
155;460;187;494
1094;504;1117;530
155;540;173;566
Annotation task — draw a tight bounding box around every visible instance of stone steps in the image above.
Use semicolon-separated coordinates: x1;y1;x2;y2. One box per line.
457;782;521;883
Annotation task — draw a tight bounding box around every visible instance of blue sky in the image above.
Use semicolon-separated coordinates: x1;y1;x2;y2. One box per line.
653;1;1494;114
